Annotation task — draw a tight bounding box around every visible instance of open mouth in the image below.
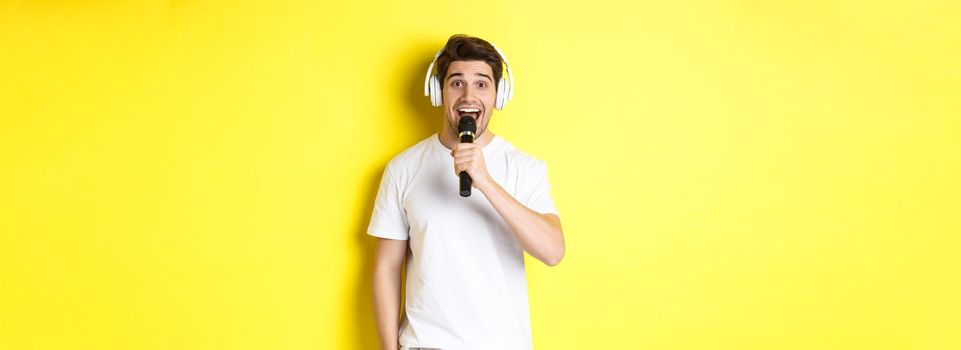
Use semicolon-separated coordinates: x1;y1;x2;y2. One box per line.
456;106;482;122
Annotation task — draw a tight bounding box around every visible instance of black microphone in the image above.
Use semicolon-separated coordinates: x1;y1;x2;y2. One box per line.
457;116;476;197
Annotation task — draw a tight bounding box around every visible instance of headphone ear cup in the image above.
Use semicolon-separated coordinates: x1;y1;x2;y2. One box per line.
430;75;442;107
428;75;436;106
495;78;507;110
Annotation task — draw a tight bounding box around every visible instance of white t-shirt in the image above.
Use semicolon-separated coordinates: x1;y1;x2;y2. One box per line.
367;132;559;350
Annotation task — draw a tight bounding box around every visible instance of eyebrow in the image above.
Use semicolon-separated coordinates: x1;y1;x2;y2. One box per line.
447;72;493;82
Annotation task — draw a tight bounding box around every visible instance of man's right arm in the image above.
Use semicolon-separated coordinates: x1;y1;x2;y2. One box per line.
372;237;408;350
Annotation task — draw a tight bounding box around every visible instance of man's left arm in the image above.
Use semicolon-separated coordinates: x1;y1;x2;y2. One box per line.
480;180;565;266
452;143;565;266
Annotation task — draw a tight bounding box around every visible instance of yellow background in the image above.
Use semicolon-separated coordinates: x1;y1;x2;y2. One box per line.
2;0;959;349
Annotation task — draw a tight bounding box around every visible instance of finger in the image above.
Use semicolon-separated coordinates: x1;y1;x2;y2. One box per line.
453;154;479;162
455;143;481;152
452;149;480;158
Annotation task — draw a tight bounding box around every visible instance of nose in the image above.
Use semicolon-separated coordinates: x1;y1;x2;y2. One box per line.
462;84;480;101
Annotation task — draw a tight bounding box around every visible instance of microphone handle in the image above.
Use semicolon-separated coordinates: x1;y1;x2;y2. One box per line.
459;132;474;197
459;171;472;197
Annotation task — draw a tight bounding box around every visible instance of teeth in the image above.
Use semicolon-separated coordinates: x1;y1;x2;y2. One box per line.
457;107;480;113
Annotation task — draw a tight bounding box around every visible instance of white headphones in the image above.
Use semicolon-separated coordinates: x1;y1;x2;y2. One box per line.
423;43;515;110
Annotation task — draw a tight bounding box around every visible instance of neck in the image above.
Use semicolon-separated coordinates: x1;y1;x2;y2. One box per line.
438;127;494;150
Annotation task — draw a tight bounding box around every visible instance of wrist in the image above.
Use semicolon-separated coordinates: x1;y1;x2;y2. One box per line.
477;174;498;194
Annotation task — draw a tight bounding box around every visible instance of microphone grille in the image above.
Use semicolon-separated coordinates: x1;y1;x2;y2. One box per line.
458;117;477;133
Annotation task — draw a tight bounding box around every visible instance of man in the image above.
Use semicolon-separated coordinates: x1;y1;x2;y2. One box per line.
368;34;565;350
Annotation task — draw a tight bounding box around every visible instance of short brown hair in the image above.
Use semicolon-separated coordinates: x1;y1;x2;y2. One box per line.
435;34;504;90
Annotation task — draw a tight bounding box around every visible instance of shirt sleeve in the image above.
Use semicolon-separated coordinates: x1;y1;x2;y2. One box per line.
366;164;410;240
520;159;559;216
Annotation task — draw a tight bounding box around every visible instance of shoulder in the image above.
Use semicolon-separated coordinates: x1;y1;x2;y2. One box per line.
383;135;436;177
501;138;550;175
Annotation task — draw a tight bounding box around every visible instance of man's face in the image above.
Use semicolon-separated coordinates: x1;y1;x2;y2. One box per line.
442;60;497;138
